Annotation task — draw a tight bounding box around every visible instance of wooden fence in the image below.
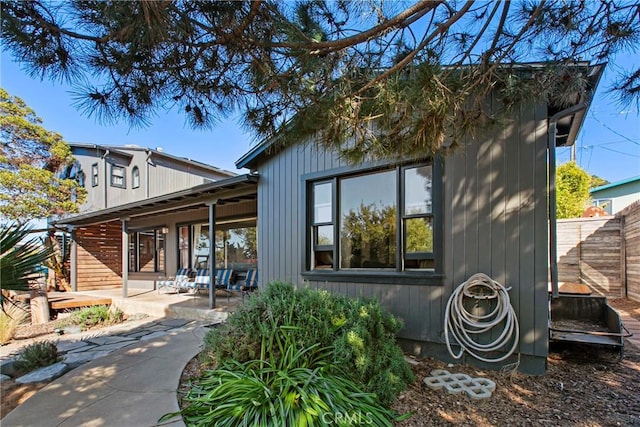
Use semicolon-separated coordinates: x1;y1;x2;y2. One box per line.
622;201;640;301
75;222;122;291
557;200;640;301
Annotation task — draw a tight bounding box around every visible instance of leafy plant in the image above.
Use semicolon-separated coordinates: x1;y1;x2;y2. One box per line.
202;282;414;406
58;305;124;330
14;340;61;374
0;302;29;344
163;325;407;426
0;224;54;307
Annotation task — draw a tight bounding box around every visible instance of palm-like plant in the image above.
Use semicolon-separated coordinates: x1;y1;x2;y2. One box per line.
1;224;54;306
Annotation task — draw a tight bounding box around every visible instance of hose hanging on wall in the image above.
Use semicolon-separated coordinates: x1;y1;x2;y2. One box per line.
444;273;520;363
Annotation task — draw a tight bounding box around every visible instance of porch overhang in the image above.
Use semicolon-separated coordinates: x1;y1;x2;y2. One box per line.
54;173;258;227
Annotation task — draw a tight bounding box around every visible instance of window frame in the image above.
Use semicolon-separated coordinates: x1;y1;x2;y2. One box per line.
127;227;166;273
302;159;443;285
131;166;140;189
91;163;99;187
110;164;126;188
176;219;258;271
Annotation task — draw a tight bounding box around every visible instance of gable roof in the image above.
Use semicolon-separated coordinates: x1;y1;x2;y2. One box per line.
236;62;605;170
69;143;236;177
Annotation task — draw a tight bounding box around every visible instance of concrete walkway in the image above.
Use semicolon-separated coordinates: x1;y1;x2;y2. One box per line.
1;319;209;427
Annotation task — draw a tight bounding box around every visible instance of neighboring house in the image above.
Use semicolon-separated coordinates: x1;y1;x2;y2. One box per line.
56;145;257;292
63;144;236;213
590;175;640;215
55;62;604;375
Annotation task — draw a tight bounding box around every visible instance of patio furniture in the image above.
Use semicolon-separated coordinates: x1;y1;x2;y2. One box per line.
189;268;212;297
227;269;258;301
157;268;191;294
215;269;234;290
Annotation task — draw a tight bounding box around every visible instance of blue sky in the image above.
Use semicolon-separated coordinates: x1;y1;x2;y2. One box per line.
1;51;639;182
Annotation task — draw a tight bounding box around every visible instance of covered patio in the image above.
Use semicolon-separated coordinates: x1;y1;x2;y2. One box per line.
77;288;242;322
55;174;258;310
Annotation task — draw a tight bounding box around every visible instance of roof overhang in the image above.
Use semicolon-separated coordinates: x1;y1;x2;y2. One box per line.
69;143;134;160
549;63;606;147
236;62;607;168
55;174;258;227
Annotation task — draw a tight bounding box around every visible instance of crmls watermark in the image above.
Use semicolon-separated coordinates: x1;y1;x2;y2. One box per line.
321;411;374;425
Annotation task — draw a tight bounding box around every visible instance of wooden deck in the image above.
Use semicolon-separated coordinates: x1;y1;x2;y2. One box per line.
48;292;112;310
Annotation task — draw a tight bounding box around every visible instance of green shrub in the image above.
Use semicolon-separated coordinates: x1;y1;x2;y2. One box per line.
14;340;61;374
164;326;407;426
202;282;414;406
59;305;123;330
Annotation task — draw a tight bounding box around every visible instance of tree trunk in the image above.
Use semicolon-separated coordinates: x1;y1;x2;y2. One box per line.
30;283;49;324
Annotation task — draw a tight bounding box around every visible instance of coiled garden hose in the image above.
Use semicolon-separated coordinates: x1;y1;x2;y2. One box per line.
444;273;520;363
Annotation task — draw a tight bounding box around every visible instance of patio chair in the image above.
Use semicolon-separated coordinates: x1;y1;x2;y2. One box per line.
189;268;212;297
227;269;258;301
215;269;234;290
157;268;191;294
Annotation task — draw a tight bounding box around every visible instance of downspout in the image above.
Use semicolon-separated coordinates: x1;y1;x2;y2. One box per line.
102;150;110;208
548;103;588;299
145;150;151;199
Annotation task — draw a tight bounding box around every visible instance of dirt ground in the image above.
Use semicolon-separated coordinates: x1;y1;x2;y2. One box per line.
3;299;640;424
394;297;640;426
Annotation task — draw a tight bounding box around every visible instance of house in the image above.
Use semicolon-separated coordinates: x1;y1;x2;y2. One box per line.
590;175;640;215
55;62;604;375
55;145;258;296
235;62;605;375
64;143;236;212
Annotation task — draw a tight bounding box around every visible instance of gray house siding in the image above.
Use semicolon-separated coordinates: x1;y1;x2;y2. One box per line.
70;146;234;213
254;101;549;374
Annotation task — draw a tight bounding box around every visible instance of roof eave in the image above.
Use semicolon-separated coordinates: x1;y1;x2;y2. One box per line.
54;174;258;227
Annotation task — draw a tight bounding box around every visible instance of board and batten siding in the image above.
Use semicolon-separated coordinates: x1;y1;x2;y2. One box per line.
255;101;550;373
72;148;231;213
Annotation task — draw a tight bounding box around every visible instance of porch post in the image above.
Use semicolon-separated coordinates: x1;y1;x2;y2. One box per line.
121;218;129;299
207;201;217;309
69;226;77;292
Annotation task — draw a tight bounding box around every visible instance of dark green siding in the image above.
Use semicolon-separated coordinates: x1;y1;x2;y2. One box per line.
255;102;550;374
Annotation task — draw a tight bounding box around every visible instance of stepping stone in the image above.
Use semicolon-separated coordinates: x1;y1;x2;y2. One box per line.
16;362;69;384
124;330;154;339
68;344;97;353
87;335;136;346
57;340;91;353
146;324;171;332
0;358;17;376
159;318;191;328
0;374;11;382
63;350;111;368
97;341;138;353
140;331;167;341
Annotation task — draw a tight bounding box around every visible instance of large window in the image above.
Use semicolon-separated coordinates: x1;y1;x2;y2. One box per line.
128;228;166;273
177;222;257;271
308;162;438;275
